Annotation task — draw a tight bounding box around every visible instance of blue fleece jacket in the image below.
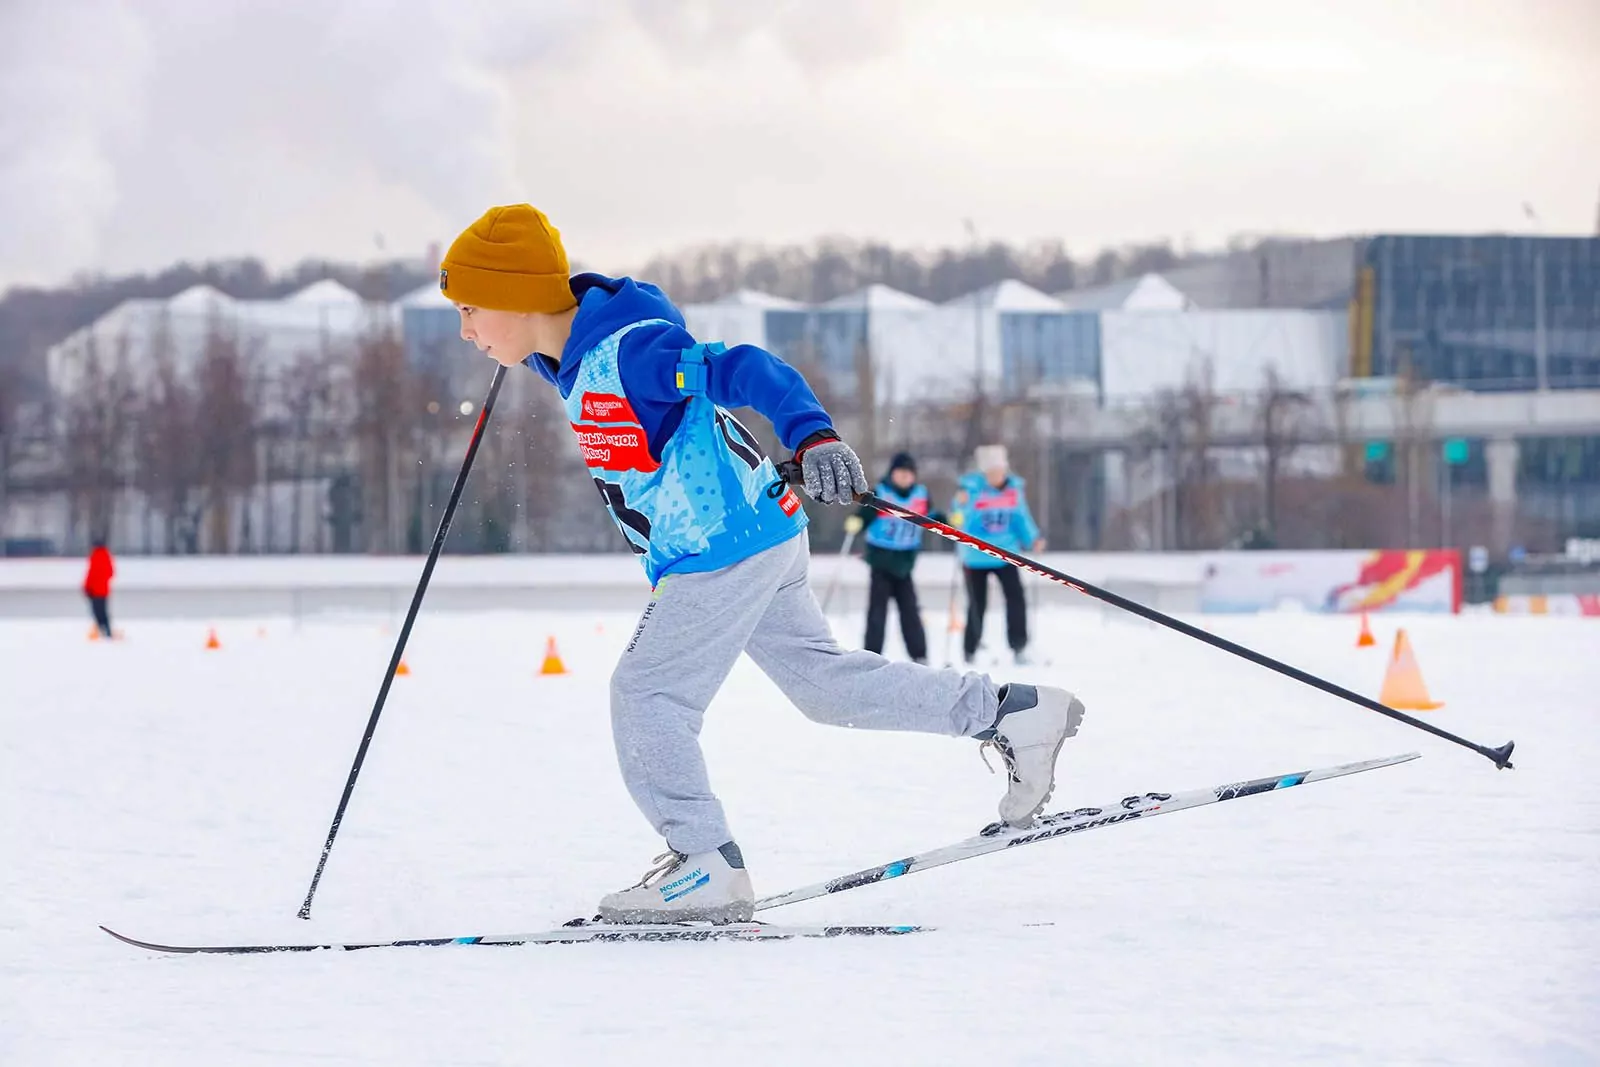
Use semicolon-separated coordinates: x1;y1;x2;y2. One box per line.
523;273;833;581
525;274;832;456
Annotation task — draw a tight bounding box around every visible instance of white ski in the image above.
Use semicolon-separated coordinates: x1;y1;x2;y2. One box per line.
99;920;926;954
755;751;1420;912
102;752;1417;953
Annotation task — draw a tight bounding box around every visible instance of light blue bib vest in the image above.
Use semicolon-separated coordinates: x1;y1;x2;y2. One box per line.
864;483;929;551
561;321;807;585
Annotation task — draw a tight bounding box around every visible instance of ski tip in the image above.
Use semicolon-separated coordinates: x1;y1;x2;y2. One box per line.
99;925;169;952
1335;752;1420;774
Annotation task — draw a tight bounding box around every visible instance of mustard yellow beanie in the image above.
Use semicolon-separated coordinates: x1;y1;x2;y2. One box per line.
438;204;578;314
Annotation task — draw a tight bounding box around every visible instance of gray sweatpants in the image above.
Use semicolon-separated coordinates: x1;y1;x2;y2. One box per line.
611;532;1000;854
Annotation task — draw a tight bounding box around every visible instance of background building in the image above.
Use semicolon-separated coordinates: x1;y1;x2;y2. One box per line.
9;234;1599;560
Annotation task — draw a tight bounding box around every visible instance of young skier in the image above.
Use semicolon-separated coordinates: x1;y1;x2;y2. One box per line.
844;452;939;663
440;205;1084;924
951;445;1043;666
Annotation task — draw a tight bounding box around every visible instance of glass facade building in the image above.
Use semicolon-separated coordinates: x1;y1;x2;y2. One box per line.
1358;235;1600;391
762;309;870;397
998;312;1101;395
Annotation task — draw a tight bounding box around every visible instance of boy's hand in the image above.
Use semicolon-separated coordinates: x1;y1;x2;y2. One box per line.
784;430;869;505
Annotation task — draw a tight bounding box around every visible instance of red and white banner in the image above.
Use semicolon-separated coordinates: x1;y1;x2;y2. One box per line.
1200;550;1462;614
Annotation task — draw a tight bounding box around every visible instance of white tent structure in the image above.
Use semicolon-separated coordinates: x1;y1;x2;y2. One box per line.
683;289;801;350
797;284;983;404
47;281;397;409
945;279;1065;312
398;280;453;308
1057;273;1195;312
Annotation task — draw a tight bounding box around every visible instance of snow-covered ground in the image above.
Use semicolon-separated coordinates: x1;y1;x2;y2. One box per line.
3;596;1596;1065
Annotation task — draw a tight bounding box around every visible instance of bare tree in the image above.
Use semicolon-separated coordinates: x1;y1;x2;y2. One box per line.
1132;359;1223;548
1131;391;1183;549
1255;365;1314;542
1392;354;1437;548
852;335;878;478
61;332;140;548
137;326;203;553
955;389;997;474
501;379;581;552
1178;361;1223;548
469;412;519;553
0;358;24;550
279;349;337;552
192;320;262;551
350;325;418;553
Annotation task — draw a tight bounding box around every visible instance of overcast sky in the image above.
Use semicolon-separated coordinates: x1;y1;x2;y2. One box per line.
1;0;1595;292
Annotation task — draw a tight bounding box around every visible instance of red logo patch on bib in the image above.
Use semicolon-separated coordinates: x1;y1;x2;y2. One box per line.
580;393;639;423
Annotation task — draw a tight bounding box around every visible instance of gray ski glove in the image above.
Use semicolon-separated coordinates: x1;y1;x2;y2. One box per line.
784;429;869;505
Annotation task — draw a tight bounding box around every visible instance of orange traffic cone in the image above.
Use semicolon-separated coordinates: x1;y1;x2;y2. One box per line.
396;658;411;676
539;636;568;676
1356;612;1376;648
88;625;101;641
1379;629;1442;710
205;627;221;650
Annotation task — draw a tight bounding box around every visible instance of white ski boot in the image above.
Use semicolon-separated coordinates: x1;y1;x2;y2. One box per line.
976;683;1085;828
597;841;755;925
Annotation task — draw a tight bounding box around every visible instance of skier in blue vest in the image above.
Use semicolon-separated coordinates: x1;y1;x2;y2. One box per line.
440;205;1084;925
843;452;940;663
951;445;1044;666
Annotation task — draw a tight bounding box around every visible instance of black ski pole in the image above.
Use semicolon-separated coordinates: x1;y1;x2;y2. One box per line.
298;365;508;919
845;488;1514;770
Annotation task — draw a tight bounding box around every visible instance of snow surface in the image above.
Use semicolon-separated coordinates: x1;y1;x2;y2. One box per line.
3;600;1597;1065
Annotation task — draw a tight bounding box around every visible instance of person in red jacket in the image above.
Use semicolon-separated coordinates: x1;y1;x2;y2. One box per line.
84;539;115;638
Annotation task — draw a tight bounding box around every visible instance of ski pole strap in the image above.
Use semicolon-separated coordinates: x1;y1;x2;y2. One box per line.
857;492;1515;770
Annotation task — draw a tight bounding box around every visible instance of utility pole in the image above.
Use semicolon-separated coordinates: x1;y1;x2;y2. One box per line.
1523;202;1548;392
964;217;985;412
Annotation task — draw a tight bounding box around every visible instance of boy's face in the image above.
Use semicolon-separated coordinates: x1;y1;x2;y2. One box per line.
890;468;916;490
457;305;535;367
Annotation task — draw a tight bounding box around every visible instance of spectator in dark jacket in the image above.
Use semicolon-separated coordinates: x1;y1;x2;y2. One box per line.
844;452;942;663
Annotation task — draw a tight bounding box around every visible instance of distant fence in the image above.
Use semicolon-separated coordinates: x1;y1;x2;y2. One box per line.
0;546;1208;623
5;544;1484;624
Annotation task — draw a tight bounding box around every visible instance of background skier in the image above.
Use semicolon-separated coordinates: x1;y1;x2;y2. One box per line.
844;451;941;663
951;445;1044;665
